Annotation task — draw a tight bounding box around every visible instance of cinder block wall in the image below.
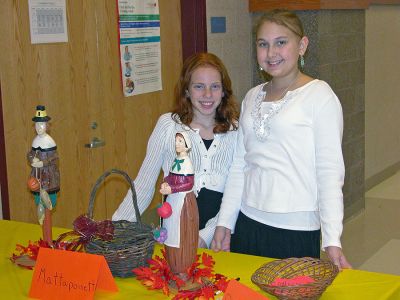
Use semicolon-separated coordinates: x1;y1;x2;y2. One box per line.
316;10;365;218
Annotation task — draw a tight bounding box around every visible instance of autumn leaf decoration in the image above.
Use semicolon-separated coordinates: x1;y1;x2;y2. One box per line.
10;239;76;269
10;239;49;269
133;249;230;300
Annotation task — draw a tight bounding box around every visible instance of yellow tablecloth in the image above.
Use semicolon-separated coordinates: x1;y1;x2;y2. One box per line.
1;220;400;299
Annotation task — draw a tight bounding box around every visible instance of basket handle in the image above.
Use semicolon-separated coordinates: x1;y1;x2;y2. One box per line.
87;169;142;224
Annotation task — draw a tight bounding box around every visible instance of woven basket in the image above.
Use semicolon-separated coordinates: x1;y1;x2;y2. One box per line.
251;257;339;300
85;169;155;278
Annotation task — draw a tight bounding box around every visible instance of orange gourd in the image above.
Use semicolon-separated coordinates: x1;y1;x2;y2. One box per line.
27;177;40;191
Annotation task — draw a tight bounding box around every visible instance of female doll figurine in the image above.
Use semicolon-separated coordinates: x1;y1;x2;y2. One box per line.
27;105;60;246
160;132;199;278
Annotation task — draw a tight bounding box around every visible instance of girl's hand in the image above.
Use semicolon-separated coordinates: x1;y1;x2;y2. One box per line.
211;226;231;252
325;246;352;270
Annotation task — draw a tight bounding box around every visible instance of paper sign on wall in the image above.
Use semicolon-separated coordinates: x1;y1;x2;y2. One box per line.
117;0;162;97
223;279;270;300
28;0;68;44
29;248;118;300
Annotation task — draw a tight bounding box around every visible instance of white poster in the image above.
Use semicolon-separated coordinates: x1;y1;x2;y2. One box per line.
117;0;162;97
28;0;68;44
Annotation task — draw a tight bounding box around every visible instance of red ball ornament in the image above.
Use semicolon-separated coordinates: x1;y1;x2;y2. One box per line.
27;177;40;191
157;202;172;218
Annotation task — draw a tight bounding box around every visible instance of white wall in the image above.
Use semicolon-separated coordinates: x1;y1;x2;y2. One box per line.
206;0;253;102
365;5;400;179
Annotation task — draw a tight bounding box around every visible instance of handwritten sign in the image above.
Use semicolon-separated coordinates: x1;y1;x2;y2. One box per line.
29;248;118;300
223;279;270;300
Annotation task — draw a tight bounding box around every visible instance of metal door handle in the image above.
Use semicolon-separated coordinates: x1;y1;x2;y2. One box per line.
85;137;105;148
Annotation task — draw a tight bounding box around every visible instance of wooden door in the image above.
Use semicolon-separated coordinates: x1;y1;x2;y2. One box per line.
0;0;182;228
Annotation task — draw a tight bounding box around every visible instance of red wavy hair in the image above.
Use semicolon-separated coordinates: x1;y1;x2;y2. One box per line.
172;52;239;133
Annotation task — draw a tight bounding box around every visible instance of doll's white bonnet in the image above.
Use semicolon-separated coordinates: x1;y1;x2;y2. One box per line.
177;131;191;150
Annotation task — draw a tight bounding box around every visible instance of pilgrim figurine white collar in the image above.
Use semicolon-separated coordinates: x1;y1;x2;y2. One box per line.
32;134;56;149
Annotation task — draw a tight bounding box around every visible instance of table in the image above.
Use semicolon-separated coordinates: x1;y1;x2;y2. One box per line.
1;220;399;299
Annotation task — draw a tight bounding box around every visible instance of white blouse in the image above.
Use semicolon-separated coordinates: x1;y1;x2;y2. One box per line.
217;80;345;249
112;113;238;247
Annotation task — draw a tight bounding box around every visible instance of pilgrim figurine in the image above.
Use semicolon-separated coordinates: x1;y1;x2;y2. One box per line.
160;132;199;278
27;105;60;246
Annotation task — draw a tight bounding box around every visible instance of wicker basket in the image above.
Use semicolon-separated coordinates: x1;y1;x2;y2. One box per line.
251;257;339;300
85;169;155;278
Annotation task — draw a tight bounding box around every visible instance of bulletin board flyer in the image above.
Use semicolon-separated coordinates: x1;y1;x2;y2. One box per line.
117;0;162;97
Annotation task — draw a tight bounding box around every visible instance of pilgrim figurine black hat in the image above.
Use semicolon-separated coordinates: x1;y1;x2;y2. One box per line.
32;105;51;122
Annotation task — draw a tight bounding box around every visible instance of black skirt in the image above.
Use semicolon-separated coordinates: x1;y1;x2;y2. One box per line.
231;211;321;259
196;188;223;229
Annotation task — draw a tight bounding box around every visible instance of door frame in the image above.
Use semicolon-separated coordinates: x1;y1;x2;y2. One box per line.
180;0;207;61
0;83;10;219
